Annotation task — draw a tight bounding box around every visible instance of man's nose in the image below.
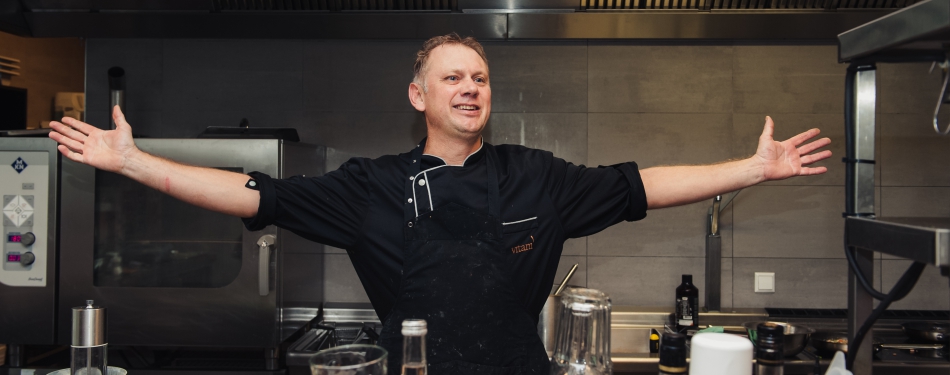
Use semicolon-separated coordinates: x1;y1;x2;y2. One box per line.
460;78;479;97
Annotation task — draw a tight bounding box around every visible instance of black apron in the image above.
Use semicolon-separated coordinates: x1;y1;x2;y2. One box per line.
377;142;550;375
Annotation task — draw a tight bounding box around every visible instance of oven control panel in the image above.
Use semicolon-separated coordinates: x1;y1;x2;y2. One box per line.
0;151;48;287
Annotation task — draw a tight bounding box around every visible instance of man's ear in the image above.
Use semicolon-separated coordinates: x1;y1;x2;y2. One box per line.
408;82;426;112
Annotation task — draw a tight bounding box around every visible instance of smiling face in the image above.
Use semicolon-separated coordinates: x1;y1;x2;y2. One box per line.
409;43;491;142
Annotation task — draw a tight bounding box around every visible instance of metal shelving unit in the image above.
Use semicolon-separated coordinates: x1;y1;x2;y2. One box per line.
839;1;950;372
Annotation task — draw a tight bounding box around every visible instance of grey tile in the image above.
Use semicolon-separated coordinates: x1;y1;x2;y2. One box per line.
562;237;586;256
732;114;843;186
553;255;588;290
880;113;950;186
881;187;950;217
324;253;371;303
882;260;949;310
588;113;733;167
589;45;734;113
282;252;324;305
299;111;426;159
588;256;706;306
323;41;421;113
721;257;734;310
325;246;347;255
733;258;848;309
301;40;334;113
878;63;945;115
588;201;732;258
733;185;845;258
162;39;303;112
159;110;307;139
484;113;588;165
733;45;844;114
482;41;588;113
85;39;164;113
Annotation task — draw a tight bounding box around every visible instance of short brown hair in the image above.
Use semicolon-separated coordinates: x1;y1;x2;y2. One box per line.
413;33;489;90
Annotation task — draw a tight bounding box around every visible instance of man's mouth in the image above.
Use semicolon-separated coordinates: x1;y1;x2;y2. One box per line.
454;105;480;111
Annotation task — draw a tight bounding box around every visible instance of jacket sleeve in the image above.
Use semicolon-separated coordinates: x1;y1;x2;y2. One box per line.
242;158;371;249
546;155;648;239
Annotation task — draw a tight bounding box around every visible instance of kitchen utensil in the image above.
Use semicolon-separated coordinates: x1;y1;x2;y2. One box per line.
309;344;387;375
878;343;947;359
688;333;753;375
71;300;107;375
902;321;949;343
549;287;612;375
539;264;579;358
810;332;884;357
743;321;814;357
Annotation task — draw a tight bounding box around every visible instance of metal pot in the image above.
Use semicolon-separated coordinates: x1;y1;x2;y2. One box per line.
902;321;950;343
743;321;814;357
810;331;884;356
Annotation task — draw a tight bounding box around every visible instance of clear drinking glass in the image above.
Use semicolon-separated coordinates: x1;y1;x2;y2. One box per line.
549;287;612;375
309;344;388;375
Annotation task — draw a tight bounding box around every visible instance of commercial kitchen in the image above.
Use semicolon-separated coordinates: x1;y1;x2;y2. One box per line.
1;1;949;374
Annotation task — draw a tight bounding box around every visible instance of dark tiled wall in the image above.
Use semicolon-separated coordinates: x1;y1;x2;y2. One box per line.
85;39;950;311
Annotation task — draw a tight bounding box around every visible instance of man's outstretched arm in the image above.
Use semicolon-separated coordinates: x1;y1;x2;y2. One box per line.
49;106;260;218
640;116;832;210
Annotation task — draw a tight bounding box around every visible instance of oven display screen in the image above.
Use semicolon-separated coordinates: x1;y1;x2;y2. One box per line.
7;254;20;262
8;235;21;243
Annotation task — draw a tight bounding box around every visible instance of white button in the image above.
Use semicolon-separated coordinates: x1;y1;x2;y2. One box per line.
409;176;414;180
418;179;426;186
408;222;413;227
408;198;413;203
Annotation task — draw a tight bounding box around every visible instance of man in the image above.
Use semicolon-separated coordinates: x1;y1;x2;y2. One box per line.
49;34;831;374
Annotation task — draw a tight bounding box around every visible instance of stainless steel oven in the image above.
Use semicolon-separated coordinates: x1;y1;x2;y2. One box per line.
0;138;60;347
58;139;325;349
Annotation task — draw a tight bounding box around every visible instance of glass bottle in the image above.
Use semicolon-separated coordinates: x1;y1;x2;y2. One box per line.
549;287;612;375
754;323;784;375
401;319;427;375
71;300;107;375
674;275;699;332
658;333;687;375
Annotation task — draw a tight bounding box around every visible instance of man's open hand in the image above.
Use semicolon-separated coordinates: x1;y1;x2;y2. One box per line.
48;105;138;174
754;116;832;181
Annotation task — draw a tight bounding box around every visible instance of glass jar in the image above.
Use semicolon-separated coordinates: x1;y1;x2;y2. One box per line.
549;287;612;375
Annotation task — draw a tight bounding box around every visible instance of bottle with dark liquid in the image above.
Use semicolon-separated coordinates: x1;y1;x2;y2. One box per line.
658;332;688;375
401;319;427;375
674;274;699;332
754;323;785;375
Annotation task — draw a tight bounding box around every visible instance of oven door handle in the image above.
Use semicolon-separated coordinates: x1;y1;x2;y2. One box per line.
257;234;277;296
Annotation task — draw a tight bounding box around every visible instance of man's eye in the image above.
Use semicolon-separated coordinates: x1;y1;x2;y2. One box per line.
474;77;486;83
446;76;458;81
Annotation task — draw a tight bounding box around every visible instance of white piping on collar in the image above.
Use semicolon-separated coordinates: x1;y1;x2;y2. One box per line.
412;138;485;217
422;137;484;167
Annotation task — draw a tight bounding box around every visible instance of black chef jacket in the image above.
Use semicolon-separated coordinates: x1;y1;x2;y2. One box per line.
243;140;648;322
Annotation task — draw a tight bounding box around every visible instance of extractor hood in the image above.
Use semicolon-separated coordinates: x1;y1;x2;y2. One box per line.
0;0;915;40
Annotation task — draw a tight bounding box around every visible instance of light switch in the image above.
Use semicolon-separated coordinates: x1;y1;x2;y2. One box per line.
755;272;775;293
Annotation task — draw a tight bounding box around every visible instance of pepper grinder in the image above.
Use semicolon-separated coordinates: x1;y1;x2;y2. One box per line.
71;300;107;375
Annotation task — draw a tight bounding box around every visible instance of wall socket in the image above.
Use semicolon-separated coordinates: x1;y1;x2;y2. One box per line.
755;272;775;293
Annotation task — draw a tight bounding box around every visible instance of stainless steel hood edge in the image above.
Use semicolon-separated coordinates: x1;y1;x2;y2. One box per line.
14;10;895;40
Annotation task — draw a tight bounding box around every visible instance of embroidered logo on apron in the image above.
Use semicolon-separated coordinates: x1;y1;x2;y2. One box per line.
511;236;535;254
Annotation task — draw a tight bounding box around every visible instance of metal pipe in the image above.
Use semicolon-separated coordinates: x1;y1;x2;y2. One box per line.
108;67;125;130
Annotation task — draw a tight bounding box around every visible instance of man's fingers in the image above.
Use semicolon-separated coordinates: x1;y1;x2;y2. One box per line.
799;166;828;176
800;150;833;165
49;121;88;143
59;117;97;136
57;145;85;163
786;128;821;146
760;116;775;141
112;105;132;131
49;131;86;153
797;137;831;155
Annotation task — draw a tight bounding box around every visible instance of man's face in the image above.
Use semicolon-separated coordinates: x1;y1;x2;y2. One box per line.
411;44;491;140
